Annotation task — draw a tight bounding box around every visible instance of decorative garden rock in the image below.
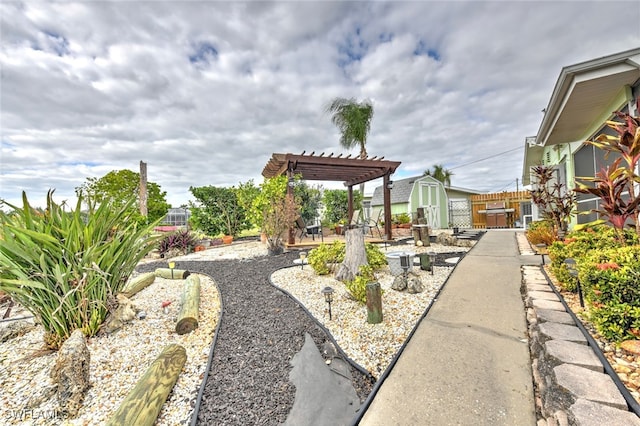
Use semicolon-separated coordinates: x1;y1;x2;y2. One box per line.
391;275;407;291
50;329;90;417
100;294;137;335
407;277;424;294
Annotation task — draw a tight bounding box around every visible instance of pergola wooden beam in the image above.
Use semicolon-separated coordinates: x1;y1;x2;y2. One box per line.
262;152;401;241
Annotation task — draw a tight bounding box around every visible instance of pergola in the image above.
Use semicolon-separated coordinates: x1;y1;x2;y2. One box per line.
261;152;401;243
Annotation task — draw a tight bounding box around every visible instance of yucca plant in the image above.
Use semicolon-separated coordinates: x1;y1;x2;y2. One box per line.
0;190;160;349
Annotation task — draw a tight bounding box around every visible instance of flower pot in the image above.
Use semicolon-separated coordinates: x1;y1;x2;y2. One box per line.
335;225;344;235
222;235;233;245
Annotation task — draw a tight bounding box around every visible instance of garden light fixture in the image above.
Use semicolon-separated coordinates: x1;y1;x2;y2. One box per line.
321;286;334;320
536;243;547;265
168;261;176;279
400;253;411;278
386;180;394;190
564;258;584;307
428;251;436;275
299;251;307;270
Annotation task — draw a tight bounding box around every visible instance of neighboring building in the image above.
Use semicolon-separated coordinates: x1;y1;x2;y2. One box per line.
369;175;482;229
162;207;191;227
522;48;640;228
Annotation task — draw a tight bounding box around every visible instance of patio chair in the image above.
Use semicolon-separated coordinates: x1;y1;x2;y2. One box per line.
296;217;323;242
363;211;383;238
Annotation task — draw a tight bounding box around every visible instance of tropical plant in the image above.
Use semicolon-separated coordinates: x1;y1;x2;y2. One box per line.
157;229;197;257
189;185;250;237
526;220;556;246
326;97;374;195
423;164;454;187
76;169;170;225
344;265;377;304
308;241;386;276
0;191;159;349
575;112;640;238
326;97;374;159
530;165;576;239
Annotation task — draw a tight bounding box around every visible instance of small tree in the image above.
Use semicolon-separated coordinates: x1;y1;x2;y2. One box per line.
189;185;249;237
322;189;363;225
76;169;170;225
530;165;576;239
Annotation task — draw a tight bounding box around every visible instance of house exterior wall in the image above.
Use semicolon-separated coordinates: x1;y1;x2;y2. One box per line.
529;87;635;228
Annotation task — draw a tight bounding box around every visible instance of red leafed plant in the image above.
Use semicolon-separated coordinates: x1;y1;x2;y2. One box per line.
575;111;640;239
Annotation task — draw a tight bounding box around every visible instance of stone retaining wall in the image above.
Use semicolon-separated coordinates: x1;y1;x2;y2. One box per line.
522;265;640;426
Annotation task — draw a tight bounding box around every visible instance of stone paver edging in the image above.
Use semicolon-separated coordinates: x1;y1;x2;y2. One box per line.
522;265;640;426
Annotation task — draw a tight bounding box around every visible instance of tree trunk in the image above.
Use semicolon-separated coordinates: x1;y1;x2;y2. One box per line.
176;275;200;335
335;228;368;282
121;272;156;297
155;268;190;280
106;344;187;426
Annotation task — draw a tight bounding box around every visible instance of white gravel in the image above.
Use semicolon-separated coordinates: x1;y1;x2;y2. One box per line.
0;238;472;424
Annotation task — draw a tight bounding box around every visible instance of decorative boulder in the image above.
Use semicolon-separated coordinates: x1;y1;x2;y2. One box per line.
50;329;90;417
391;276;407;291
435;232;458;246
407;277;424;294
100;294;137;335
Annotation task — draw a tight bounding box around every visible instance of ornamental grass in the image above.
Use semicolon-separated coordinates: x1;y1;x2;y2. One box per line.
0;191;159;349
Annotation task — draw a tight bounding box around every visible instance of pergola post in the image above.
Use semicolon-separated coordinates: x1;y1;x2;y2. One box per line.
287;171;296;245
383;173;392;241
347;185;354;227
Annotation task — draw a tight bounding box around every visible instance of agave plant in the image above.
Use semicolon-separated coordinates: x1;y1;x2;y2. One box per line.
0;191;160;349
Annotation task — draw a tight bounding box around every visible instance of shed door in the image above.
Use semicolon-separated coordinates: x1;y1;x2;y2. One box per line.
418;182;440;228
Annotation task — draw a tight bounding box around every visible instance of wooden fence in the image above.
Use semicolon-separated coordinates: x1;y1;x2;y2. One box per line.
470;191;531;229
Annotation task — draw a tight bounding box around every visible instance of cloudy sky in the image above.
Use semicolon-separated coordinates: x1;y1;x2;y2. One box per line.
1;1;639;209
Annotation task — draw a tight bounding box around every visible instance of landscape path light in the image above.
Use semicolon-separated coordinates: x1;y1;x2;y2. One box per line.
168;261;176;279
321;286;334;320
299;251;307;270
536;243;547;265
400;253;411;280
428;251;437;275
564;258;584;307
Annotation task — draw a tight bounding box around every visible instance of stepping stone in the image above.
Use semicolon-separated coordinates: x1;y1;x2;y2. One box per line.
284;333;360;426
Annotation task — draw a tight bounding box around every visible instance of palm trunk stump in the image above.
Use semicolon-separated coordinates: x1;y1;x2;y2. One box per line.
366;282;383;324
176;274;201;335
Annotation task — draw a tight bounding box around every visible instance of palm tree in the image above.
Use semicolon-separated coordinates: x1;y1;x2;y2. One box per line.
326;97;374;159
424;164;454;187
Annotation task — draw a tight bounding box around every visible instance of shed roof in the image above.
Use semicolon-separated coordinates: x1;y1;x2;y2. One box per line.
261;152;401;187
370;175;482;206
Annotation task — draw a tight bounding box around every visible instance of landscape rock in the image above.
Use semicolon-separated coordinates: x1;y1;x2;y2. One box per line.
99;294;137;335
391;276;407;291
407;277;424;293
50;329;90;417
620;340;640;355
0;319;35;343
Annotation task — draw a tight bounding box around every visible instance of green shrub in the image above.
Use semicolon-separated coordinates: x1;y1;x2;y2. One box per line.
308;241;346;275
344;265;376;304
308;241;387;275
0;191;159;349
588;303;640;342
547;225;638;292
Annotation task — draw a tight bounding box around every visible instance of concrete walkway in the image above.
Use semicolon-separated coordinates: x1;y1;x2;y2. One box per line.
359;230;537;425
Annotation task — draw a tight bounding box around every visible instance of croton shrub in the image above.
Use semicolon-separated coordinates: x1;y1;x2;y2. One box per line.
547;225;640;341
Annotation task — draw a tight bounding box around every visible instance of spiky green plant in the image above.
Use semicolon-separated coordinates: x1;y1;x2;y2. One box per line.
0;191;160;349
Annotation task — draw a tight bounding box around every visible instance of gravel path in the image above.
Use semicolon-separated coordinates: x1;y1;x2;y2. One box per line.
137;252;375;425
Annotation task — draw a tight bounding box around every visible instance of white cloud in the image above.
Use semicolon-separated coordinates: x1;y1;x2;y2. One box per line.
1;1;639;209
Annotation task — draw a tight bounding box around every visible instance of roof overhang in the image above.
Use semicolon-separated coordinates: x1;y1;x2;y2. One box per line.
262;152;401;187
522;140;544;186
536;48;640;147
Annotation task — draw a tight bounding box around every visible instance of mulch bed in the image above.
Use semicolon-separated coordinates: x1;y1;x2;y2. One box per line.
137;252;375;425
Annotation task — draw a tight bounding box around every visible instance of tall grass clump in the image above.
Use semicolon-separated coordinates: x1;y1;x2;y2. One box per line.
0;191;160;349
